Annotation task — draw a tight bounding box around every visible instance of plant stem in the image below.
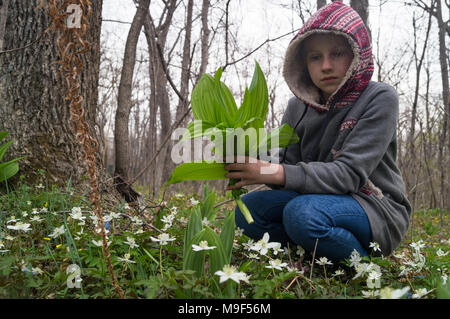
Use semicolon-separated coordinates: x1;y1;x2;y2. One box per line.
234;196;254;224
159;246;163;277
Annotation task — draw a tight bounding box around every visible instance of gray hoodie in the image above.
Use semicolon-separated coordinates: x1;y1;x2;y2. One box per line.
269;2;411;256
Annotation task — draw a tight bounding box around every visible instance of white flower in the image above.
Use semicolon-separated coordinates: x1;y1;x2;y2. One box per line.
179;217;188;224
7;222;32;232
353;262;379;280
349;249;362;268
242;239;255;251
92;239;102;247
362;290;380;298
48;225;65;238
109;212;121;219
70;207;85;221
131;216;143;226
296;245;305;257
410;240;425;252
201;217;210;227
7;216;18;223
369;242;381;252
393;251;405;259
436;249;448;257
124;236;139;249
441;274;448;285
265;259;288;271
235;227;244;237
332;269;345;277
247;253;260;260
32;267;43;275
214;264;248;284
22;211;28;217
316;257;333;266
31;209;40;215
250;232;280;256
36;183;45;189
412;288;432;299
150;233;175;245
272;243;284;255
175;193;183;198
192;240;216;251
366;270;382;289
379;286;410;299
190;197;199;206
30;216;43;223
398;265;411;277
117;253;136;264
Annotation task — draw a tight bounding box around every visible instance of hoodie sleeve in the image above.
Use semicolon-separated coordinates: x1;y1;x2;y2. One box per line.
281;85;398;194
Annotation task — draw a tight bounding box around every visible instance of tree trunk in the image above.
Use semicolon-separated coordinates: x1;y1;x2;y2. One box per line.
317;0;327;10
114;0;150;202
142;0;177;196
0;0;104;189
198;0;211;79
0;0;9;50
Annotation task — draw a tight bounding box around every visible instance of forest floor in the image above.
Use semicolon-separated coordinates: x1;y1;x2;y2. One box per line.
0;178;448;300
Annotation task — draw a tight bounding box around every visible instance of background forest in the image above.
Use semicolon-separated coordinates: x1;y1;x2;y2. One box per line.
0;0;449;300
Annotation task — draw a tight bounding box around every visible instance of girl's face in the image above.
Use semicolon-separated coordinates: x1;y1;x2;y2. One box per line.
304;34;354;102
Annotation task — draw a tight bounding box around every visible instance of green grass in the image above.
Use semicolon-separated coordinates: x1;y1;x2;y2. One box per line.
0;179;448;299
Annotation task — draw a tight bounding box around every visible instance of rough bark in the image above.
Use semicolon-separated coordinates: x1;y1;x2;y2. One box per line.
0;0;8;50
114;0;150;202
0;0;104;189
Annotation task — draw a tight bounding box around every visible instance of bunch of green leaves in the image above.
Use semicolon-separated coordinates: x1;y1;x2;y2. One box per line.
167;62;299;223
0;131;25;183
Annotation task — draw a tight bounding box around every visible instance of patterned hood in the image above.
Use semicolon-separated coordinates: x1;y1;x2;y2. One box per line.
283;1;373;112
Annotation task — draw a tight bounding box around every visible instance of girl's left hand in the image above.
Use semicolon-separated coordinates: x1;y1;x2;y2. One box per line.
224;156;285;190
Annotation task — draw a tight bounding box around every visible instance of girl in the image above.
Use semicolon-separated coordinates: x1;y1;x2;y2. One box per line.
224;1;411;262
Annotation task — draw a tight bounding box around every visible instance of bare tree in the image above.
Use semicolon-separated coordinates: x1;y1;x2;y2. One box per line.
114;0;150;202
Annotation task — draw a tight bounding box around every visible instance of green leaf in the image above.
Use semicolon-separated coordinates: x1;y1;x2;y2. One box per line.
190;68;238;126
0;157;24;182
0;131;8;142
200;191;217;221
233;62;268;127
183;227;228;276
183;207;203;261
219;210;235;264
167;162;227;185
0;140;13;162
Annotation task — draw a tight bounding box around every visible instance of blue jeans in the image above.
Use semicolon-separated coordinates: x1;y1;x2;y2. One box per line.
235;190;373;262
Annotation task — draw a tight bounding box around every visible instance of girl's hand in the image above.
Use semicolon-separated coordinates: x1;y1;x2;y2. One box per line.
224;156;285;190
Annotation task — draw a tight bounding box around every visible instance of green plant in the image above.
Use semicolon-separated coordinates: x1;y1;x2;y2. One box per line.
167;62;299;224
0;131;25;183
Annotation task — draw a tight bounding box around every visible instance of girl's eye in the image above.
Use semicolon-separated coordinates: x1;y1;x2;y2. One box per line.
333;51;344;57
309;55;320;61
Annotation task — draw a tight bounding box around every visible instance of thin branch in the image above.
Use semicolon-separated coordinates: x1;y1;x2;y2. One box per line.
221;29;299;71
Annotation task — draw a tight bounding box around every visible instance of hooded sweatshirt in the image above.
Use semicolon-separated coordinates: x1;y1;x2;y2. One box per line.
271;1;411;256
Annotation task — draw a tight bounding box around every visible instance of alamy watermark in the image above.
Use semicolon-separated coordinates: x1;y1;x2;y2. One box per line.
66;4;82;29
170;121;281;174
66;264;82;289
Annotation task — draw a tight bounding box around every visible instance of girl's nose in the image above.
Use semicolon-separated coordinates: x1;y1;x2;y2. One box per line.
322;56;333;71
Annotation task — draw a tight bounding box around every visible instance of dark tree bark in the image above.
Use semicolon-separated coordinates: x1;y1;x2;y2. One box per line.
114;0;150;202
317;0;327;10
0;0;104;188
